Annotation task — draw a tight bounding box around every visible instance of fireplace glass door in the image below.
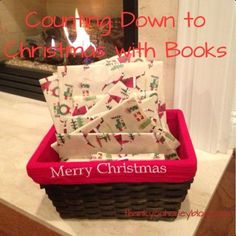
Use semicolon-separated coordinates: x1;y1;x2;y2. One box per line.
0;0;138;100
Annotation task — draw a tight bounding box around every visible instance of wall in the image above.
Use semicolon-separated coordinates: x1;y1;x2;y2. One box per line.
0;0;47;61
139;0;179;107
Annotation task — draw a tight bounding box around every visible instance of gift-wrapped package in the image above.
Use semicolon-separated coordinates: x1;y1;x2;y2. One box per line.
40;54;180;161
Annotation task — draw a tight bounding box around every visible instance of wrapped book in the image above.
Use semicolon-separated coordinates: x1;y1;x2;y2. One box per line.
40;53;180;161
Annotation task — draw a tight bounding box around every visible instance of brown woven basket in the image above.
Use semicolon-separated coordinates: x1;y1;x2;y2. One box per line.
41;180;192;221
27;110;197;221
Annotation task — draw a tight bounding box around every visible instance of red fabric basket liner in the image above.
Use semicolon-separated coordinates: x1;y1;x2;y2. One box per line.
27;109;197;185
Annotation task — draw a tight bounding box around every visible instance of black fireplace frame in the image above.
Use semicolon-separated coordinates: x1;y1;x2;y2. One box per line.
123;0;138;51
0;0;138;101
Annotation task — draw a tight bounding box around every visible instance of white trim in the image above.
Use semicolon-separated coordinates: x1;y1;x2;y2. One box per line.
174;0;199;126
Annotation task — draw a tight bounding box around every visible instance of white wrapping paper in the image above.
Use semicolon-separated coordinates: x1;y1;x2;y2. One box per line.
40;53;179;161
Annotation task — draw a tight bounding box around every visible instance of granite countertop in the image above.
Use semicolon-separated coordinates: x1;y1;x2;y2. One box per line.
0;92;231;236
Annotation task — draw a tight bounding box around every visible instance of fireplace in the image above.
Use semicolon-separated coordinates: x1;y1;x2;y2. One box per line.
0;0;138;101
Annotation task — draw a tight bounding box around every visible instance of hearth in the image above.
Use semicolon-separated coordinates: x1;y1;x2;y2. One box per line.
0;0;138;101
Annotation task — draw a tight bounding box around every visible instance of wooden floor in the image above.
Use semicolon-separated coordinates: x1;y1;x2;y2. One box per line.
0;201;61;236
195;150;235;236
0;150;235;236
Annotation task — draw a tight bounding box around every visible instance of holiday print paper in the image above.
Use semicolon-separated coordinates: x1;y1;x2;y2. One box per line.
57;132;179;160
85;81;130;116
57;60;163;122
73;97;156;134
40;54;180;161
68;153;166;161
39;74;61;133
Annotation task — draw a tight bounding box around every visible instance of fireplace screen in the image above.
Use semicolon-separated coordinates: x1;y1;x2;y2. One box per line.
0;0;138;100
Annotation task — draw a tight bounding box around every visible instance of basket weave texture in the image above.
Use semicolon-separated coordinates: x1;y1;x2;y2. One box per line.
27;110;197;220
42;181;192;220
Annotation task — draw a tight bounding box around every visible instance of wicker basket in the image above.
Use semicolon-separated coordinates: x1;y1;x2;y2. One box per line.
41;181;192;220
27;109;197;221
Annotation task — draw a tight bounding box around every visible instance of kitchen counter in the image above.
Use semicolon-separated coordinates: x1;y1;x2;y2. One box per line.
0;92;231;236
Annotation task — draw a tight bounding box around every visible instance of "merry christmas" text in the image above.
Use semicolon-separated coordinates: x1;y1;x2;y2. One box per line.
50;163;167;178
